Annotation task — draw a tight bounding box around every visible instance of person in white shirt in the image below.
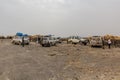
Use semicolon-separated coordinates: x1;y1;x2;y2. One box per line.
108;39;111;49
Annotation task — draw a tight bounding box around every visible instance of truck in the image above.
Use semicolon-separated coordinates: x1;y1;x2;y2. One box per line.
79;38;89;45
89;36;103;47
40;36;57;47
12;36;30;45
67;36;80;44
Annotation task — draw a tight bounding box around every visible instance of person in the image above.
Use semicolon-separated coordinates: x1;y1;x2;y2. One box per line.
108;39;111;49
22;36;24;47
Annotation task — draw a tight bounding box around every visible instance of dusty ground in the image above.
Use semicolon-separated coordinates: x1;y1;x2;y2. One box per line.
0;39;120;80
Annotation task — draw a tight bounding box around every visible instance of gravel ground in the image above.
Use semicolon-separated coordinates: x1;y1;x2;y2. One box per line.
0;39;120;80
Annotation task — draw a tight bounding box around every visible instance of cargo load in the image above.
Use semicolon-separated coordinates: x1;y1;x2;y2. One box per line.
16;32;23;36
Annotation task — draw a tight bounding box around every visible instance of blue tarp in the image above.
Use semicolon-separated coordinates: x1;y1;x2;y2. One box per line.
16;32;28;37
23;34;28;37
16;32;23;36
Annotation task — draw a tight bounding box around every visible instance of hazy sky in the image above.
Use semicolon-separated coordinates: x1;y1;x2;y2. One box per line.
0;0;120;37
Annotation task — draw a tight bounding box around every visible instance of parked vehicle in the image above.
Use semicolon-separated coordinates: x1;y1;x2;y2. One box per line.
55;37;62;43
80;38;89;45
89;36;103;47
12;36;30;45
40;36;57;47
67;36;80;44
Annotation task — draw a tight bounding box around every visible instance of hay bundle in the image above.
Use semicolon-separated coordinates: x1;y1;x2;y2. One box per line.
29;35;43;42
104;34;120;40
104;34;120;47
103;34;115;40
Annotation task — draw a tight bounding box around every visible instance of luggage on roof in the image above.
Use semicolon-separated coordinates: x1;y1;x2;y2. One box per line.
16;32;23;36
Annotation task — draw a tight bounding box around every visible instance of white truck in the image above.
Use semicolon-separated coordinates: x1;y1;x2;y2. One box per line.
41;36;57;47
12;36;30;45
67;36;80;44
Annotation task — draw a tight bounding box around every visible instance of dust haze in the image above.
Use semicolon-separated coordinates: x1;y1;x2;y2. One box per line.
0;0;120;36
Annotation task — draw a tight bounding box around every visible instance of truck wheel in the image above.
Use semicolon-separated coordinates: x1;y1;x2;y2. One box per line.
91;45;93;47
84;43;87;45
42;44;45;47
27;43;29;45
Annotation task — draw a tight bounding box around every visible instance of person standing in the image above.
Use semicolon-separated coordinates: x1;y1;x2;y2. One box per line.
22;36;24;47
108;39;111;49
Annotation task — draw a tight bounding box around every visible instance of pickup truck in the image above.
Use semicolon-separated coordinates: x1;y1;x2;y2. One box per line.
67;36;80;44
